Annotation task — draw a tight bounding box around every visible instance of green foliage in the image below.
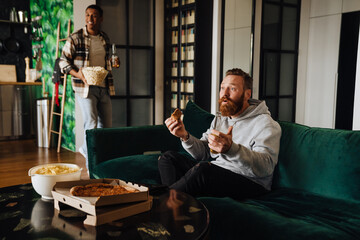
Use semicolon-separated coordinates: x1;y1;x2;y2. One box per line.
30;0;75;151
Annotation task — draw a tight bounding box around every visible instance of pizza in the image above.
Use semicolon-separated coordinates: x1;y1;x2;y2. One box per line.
171;108;182;121
70;183;139;197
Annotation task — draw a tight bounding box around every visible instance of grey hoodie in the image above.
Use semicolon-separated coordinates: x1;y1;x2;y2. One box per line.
182;99;281;190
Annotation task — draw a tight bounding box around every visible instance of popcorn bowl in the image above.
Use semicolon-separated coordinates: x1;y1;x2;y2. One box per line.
28;163;82;200
81;66;108;85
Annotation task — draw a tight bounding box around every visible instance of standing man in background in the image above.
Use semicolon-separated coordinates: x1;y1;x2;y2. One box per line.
59;4;115;170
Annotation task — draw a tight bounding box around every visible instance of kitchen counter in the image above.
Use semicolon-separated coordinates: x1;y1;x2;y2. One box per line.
0;82;42;86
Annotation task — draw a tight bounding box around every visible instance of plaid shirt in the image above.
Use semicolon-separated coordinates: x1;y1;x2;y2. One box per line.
59;27;115;98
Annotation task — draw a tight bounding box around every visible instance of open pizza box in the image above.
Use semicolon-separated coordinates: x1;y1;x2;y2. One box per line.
51;178;152;226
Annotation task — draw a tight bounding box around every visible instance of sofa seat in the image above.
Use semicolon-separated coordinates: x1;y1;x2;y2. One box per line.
200;188;360;240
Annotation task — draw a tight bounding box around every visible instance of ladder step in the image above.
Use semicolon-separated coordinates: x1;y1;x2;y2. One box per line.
51;130;60;134
60;38;67;41
52;112;61;116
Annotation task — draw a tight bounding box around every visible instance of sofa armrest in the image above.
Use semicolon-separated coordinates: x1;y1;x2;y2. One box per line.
86;125;181;174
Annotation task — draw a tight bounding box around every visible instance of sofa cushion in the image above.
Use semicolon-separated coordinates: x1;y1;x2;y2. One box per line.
199;188;360;240
274;121;360;202
86;125;181;174
91;154;163;185
183;100;214;139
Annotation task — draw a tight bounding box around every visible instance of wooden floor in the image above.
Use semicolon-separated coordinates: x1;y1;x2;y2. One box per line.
0;139;89;188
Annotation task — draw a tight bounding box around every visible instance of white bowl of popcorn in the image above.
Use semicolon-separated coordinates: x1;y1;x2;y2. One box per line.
28;163;82;200
81;66;108;85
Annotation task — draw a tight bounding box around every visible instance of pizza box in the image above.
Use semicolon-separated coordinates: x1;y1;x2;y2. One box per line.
52;179;149;214
51;179;152;226
53;196;152;226
83;197;152;226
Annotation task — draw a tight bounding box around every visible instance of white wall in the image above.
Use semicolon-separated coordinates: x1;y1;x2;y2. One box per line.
223;0;253;76
211;0;255;114
353;24;360;130
155;0;164;124
73;0;95;152
211;0;222;114
297;0;360;129
305;13;341;128
252;0;262;99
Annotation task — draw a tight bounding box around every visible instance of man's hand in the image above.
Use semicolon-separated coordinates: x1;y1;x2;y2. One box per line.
165;117;188;140
78;68;87;84
208;126;233;153
69;68;87;84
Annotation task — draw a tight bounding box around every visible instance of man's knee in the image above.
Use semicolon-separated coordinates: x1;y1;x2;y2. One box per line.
158;150;177;161
190;161;212;175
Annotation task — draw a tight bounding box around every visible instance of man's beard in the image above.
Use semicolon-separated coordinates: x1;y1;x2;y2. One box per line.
218;93;244;117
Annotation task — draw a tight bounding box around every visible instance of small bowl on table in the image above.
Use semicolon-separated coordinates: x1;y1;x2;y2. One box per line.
28;163;82;200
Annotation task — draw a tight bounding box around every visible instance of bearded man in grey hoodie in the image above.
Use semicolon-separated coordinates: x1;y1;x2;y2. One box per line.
158;68;282;200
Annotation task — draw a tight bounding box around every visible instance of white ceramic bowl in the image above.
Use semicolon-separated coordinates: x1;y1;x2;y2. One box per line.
28;163;82;200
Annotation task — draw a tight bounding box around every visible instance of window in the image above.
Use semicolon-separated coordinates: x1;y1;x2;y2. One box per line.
98;0;155;126
259;0;301;122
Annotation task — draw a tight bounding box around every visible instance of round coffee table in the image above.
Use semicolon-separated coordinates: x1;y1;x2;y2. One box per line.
0;183;209;239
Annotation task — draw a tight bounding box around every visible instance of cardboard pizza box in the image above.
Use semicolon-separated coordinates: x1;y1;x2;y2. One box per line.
51;179;152;226
52;179;149;214
52;196;152;227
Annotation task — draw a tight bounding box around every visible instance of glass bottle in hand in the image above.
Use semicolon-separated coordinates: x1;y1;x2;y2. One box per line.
111;44;120;68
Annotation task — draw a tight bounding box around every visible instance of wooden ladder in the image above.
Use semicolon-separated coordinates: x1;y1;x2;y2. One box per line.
48;19;71;153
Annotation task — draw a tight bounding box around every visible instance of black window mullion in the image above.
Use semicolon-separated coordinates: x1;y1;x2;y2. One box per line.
291;1;301;122
275;1;284;120
152;0;156;125
125;0;131;126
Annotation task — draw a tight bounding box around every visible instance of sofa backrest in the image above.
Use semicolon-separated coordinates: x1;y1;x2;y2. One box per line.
273;121;360;202
183;101;214;139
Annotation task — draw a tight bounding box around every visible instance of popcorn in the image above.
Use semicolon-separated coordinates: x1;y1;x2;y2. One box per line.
34;165;79;175
81;66;108;85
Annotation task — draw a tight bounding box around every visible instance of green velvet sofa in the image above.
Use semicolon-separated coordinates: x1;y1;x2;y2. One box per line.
87;101;360;240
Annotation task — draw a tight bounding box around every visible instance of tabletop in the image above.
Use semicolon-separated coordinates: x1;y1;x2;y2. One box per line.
0;183;209;240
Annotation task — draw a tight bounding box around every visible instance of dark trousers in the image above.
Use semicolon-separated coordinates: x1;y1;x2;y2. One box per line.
158;151;269;200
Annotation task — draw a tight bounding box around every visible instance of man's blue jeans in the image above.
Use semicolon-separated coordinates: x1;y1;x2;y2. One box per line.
76;86;112;168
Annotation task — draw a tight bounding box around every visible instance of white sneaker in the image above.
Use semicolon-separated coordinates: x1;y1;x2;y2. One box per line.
79;147;87;159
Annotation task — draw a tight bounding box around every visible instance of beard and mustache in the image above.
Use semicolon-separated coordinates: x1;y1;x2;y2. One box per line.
218;92;245;117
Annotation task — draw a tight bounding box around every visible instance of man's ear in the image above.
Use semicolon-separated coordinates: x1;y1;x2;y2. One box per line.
245;89;252;99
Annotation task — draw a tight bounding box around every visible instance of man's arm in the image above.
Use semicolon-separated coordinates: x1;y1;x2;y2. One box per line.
59;37;75;74
59;36;87;84
164;116;210;160
180;118;220;161
223;122;281;178
68;69;86;84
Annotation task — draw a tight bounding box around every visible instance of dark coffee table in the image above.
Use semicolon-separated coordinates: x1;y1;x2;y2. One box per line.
0;183;209;239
